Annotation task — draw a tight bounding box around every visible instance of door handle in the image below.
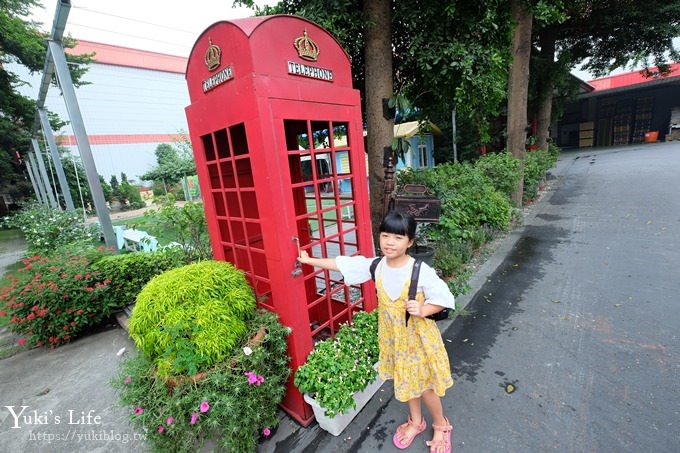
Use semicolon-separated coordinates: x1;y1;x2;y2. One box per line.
291;236;302;277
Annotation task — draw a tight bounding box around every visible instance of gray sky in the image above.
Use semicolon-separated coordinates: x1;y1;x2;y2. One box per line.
30;0;277;57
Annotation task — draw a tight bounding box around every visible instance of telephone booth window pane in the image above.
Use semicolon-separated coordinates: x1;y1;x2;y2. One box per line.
231;220;245;245
288;155;304;185
225;191;241;217
338;176;353;195
208;164;220;189
235;158;254;188
218;219;231;243
284;120;308;151
311;121;330;149
331;123;349;147
220;161;236;188
339;203;355;221
229;123;249;156
212;192;226;216
202;134;216;162
241;191;259;219
214;129;230;159
336;150;351;175
245;221;264;250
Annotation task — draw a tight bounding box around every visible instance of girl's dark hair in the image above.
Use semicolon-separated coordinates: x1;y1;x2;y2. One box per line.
379;210;416;240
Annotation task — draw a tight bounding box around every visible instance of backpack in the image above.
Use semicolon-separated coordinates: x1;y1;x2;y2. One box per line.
369;257;450;326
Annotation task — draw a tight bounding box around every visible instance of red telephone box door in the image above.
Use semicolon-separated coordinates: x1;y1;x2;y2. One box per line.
271;100;375;341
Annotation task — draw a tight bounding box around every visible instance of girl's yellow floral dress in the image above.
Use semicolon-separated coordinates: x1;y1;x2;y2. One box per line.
336;255;455;402
376;262;454;401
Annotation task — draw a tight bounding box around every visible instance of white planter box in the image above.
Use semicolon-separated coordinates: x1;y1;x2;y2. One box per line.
303;370;384;436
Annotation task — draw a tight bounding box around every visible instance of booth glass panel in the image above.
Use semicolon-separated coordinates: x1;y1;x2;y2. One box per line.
214;128;231;159
202;134;216;161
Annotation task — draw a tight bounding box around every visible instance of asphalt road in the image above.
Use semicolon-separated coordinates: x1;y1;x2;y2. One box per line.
1;143;677;453
261;142;680;452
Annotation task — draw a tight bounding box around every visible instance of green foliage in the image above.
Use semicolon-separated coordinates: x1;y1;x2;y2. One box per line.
0;246;116;348
128;260;257;377
294;310;379;418
523;149;558;201
113;309;291;453
140;139;196;186
91;248;184;311
398;162;513;243
0;202;99;255
1;0;94;200
140;196;212;263
474;151;522;198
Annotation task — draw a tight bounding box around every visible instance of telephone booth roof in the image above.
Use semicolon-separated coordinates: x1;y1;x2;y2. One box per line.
185;15;354;103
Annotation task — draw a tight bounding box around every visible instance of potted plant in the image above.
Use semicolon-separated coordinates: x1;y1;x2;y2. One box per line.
294;310;381;436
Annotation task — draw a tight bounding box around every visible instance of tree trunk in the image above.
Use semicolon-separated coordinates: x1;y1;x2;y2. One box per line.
506;0;533;207
364;0;394;246
536;32;556;152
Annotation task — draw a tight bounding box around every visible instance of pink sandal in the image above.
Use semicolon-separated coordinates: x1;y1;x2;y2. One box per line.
392;416;427;449
426;417;452;453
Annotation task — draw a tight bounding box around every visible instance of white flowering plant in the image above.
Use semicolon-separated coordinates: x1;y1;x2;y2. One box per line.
294;310;379;418
0;202;99;255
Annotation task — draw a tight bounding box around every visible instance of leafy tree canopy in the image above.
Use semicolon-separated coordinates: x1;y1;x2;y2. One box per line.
0;0;93;200
140;135;196;185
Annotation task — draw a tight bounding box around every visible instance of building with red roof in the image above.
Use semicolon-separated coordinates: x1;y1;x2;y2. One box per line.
556;64;680;148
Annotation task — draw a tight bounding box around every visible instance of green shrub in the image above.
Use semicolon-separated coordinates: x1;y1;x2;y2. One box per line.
398;163;512;242
474;151;522;198
113;309;290;453
524;149;558;200
0;246;116;347
128;260;256;377
92;248;184;311
0;202;99;255
141;197;212;263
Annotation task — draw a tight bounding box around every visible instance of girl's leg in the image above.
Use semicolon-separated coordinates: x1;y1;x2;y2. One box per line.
394;397;424;445
422;390;452;453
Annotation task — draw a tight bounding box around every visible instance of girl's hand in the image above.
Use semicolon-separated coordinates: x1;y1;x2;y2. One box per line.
405;299;424;317
298;250;311;264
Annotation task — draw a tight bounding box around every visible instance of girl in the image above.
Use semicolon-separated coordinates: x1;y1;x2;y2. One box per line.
298;210;455;453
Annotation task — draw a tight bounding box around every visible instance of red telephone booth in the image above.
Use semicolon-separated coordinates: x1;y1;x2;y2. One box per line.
185;15;376;425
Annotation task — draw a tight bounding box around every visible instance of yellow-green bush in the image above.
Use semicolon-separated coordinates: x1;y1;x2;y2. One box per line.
129;260;256;376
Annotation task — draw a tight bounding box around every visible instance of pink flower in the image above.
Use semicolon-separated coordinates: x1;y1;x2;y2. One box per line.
166;416;174;426
190;412;199;425
263;427;271;437
244;371;266;386
244;371;258;384
134;407;144;415
157;426;164;433
17;338;27;347
200;401;210;413
124;376;132;385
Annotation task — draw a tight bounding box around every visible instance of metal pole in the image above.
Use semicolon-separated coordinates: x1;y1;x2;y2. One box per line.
47;39;116;248
31;139;58;208
25;158;44;204
39;109;75;211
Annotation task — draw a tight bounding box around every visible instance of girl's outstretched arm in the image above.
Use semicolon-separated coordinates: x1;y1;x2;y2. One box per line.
297;250;340;271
